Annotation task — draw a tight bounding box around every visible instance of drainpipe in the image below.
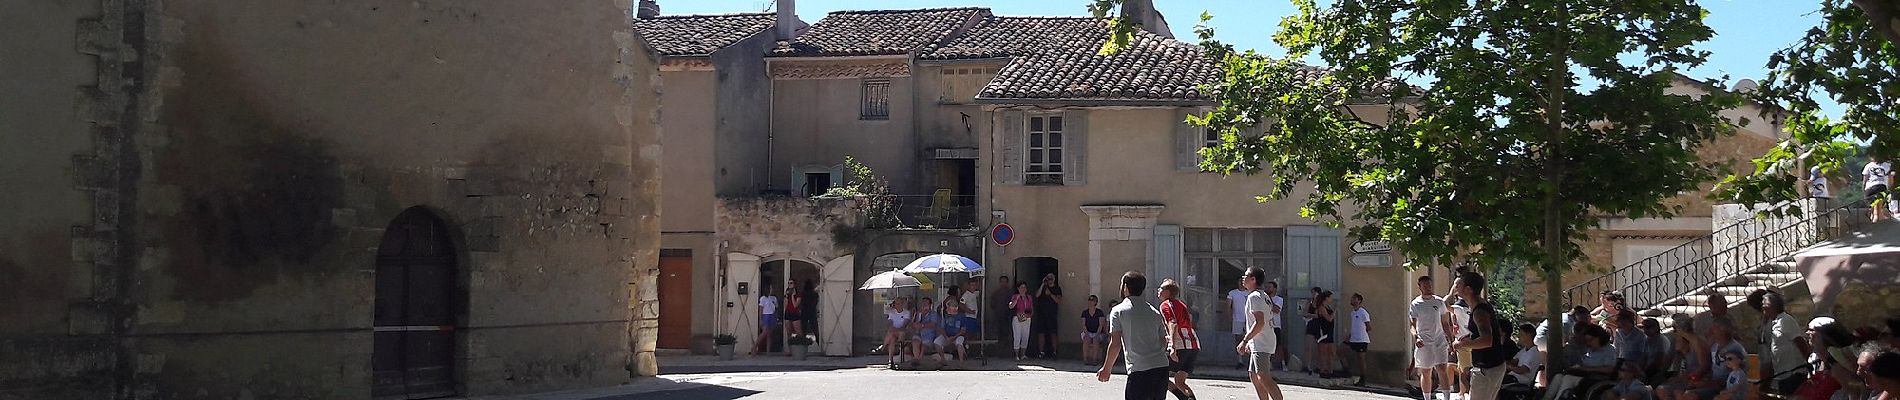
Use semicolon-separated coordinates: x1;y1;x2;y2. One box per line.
765;64;776;194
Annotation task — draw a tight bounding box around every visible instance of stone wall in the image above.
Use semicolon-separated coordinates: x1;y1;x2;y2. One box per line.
716;196;863;261
0;0;662;398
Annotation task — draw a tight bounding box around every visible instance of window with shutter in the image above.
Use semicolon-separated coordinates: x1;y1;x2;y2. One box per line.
1025;114;1065;185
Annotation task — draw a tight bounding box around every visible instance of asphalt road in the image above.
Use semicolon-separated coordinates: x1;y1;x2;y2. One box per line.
595;368;1414;400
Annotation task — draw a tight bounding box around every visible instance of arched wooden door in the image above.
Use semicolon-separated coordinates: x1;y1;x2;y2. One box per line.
372;208;458;400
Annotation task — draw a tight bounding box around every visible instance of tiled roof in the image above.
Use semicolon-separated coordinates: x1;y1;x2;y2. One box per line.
770;8;989;57
946;17;1219;102
920;17;1108;60
633;13;777;57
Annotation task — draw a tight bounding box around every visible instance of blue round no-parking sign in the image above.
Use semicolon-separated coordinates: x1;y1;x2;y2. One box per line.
991;223;1014;247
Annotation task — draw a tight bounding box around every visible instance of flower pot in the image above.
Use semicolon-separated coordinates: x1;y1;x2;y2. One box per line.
715;344;735;360
790;345;809;360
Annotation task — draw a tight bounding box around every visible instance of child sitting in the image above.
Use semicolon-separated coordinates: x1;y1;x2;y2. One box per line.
1715;351;1748;400
1617;361;1656;400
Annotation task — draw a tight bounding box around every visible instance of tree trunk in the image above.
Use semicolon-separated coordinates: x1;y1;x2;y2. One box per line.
1541;2;1571;377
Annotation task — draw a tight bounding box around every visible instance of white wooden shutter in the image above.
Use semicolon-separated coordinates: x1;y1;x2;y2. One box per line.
1175;108;1200;172
1152;224;1184;285
1063;109;1088;186
998;111;1025;185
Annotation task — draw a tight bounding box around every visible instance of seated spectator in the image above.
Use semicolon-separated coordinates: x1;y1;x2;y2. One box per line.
911;296;943;365
1611;309;1649;375
1644;317;1675;378
1792;317;1854;400
938;301;972;366
1714;351;1748;400
1576;324;1619;374
1858;347;1900;400
1617;362;1656;400
1659;314;1710;400
1509;323;1545;386
882;297;913;366
1670;319;1746;400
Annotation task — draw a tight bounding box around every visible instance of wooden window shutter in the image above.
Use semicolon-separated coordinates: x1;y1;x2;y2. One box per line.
1062;109;1088;186
997;111;1026;185
1175;107;1200;172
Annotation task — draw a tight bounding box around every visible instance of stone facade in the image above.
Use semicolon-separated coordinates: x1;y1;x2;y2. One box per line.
0;1;662;398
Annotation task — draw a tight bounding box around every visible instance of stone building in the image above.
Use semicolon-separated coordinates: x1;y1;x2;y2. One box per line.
0;1;662;399
635;0;1410;380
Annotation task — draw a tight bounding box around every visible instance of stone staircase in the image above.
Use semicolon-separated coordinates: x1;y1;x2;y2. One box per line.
1641;258;1804;331
1568;198;1873;331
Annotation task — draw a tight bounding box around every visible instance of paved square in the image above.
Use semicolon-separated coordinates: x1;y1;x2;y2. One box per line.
511;368;1414;400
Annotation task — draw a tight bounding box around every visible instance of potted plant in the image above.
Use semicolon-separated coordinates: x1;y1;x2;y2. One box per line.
713;334;737;360
787;334;815;360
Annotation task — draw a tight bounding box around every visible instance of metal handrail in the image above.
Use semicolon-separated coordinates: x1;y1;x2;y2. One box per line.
871;194;978;229
1563;195;1870;309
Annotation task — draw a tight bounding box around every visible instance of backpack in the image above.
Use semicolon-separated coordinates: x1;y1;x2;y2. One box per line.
1473;304;1520;369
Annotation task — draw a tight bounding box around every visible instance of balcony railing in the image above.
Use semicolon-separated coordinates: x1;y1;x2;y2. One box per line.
1563;195;1872;310
868;194;977;230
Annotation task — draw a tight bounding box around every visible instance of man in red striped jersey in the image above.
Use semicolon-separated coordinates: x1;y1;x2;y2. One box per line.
1160;279;1201;400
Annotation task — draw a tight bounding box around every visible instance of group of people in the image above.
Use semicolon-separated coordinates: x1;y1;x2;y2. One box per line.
1092;268;1289;400
877;280;984;368
1811;156;1894;222
1410;278;1900;400
1225;281;1376;382
1407;268;1517;400
752;280;819;355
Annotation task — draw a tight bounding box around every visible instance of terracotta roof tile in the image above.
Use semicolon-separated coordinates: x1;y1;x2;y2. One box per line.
633;13;777;57
770;8;989;57
937;17;1218;102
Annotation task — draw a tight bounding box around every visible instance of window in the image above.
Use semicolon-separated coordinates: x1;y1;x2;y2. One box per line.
1184;228;1285;288
803;172;833;197
1026;115;1065;185
860;79;890;120
1202;126;1221;150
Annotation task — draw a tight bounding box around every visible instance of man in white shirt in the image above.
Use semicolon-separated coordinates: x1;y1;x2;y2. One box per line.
1229;279;1254;369
1866;158;1892;222
1239;267;1285;400
1411;275;1453;400
1266;281;1287;370
1758;291;1809;394
1348;293;1373;385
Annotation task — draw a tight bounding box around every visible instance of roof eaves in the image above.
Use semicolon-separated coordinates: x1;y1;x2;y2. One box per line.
972;97;1216;107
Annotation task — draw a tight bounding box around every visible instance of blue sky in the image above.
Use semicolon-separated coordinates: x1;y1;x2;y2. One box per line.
665;0;1829;108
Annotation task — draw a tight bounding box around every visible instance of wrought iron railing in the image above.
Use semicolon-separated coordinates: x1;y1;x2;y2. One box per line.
875;194;977;229
1564;196;1872;310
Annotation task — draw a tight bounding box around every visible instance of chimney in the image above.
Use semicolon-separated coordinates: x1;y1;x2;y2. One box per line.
1120;0;1173;39
637;0;660;19
776;0;805;40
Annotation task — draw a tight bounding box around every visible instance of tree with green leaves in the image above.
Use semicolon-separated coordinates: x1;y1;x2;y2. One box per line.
1719;1;1900;209
1091;0;1742;373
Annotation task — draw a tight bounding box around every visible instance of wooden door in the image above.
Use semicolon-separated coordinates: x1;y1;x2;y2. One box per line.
372;209;458;400
658;255;694;349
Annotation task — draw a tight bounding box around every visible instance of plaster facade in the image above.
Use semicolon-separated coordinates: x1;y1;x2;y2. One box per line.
0;1;662;398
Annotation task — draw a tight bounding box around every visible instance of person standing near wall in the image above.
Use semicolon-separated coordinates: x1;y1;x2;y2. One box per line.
754;285;781;355
993;275;1014;346
1240;267;1286;400
1267;281;1287;371
1160;279;1201;400
1035;273;1065;359
1348;293;1373;385
1097;271;1171;400
1011;281;1034;361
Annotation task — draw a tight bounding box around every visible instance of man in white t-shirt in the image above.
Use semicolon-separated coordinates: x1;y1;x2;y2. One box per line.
1230;278;1254;369
1240;267;1285;400
1348;293;1373;384
1866;158;1892;222
1267;281;1288;370
1410;275;1453;400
